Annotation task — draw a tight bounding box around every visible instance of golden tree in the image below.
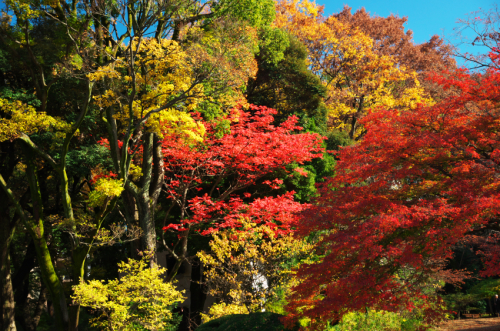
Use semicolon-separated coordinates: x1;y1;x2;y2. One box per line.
73;255;185;331
197;219;313;318
274;0;431;139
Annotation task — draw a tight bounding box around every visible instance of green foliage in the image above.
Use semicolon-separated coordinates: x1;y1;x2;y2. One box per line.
218;0;276;28
66;144;113;178
265;288;288;315
325;130;354;151
283;163;318;203
247;35;327;128
444;278;500;315
197;312;298;331
328;310;427;331
468;278;500;297
276;143;335;203
0;85;41;107
258;27;290;65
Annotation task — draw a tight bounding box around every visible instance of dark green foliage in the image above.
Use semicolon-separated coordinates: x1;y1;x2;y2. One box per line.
0;86;41;107
247;35;327;130
65;144;113;178
275;141;335;203
0;48;41;107
443;278;500;316
197;313;298;331
324;130;353;151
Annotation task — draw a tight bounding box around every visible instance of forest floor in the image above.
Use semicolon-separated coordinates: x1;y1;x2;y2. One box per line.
438;317;500;330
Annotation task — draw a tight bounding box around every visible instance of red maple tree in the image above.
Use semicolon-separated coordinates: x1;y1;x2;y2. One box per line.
284;49;500;328
160;105;325;279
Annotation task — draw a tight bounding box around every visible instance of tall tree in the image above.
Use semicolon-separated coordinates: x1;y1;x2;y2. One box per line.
284;49;500;329
0;0;277;329
274;0;433;140
158;105;324;280
246;33;327;129
334;6;455;73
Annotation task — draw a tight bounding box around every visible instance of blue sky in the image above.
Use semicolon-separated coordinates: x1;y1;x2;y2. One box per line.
318;0;494;66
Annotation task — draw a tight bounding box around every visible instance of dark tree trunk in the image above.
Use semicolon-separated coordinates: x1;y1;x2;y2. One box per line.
0;247;16;331
189;257;207;330
0;188;17;331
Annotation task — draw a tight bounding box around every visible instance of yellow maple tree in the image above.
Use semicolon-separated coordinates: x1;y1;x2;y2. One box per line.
89;37;206;140
274;0;432;139
197;219;313;316
0;98;71;142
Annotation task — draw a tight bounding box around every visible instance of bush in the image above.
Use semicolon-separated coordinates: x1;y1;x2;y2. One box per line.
72;256;184;331
328;310;427;331
200;302;249;324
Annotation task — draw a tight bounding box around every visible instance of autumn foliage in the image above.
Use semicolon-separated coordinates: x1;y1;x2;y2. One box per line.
158;105;324;281
161;105;324;233
1;0;495;329
274;0;434;139
284;49;500;328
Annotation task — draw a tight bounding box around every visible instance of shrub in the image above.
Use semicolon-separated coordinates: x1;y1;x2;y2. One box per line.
72;256;184;331
328;310;427;331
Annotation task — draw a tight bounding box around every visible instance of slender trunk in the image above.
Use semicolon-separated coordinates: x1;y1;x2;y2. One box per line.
27;224;68;330
68;244;93;331
13;240;37;330
349;116;357;140
23;146;69;331
20;279;46;331
189;257;207;330
122;192;141;259
0;188;17;331
138;133;157;264
137;194;156;263
1;248;16;331
1;162;68;331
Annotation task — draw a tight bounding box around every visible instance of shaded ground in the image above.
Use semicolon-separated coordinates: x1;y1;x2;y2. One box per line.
438;317;500;331
196;312;297;331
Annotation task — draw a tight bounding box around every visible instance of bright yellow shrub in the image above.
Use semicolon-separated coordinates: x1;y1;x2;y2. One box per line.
72;257;185;331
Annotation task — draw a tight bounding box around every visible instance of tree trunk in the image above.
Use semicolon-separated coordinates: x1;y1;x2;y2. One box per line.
0;189;17;331
189;257;207;330
68;247;89;331
28;225;69;330
23;148;69;331
137;194;157;261
1;248;16;331
28;285;47;331
122;192;142;259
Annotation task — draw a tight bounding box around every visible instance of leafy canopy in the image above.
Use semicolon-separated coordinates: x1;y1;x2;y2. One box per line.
283;47;500;330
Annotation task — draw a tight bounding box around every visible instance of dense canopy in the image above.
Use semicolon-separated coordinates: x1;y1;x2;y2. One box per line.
0;0;496;330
